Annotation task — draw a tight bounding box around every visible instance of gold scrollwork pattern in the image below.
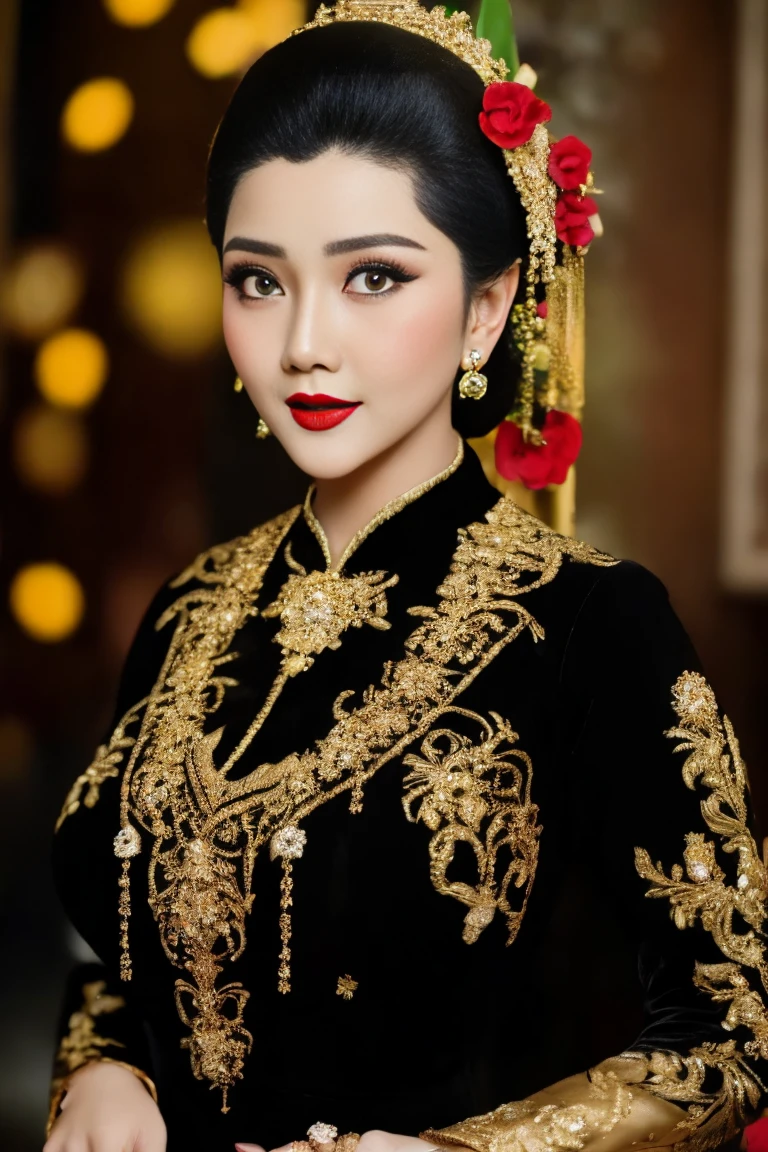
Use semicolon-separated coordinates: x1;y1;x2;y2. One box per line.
59;495;616;1110
633;671;768;1146
402;710;541;945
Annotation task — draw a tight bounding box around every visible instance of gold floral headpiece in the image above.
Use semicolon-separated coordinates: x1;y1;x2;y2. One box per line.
294;0;602;486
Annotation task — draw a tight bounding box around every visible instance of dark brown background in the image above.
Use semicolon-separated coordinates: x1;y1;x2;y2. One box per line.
0;2;765;1148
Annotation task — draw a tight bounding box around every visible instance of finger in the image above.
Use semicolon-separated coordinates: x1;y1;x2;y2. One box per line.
234;1145;267;1152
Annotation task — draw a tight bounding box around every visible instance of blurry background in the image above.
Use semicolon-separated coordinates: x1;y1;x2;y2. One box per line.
1;0;766;1147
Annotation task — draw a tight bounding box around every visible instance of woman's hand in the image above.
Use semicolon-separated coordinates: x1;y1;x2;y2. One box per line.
44;1061;167;1152
235;1132;467;1152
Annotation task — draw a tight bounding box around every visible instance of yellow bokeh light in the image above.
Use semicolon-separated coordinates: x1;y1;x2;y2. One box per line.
120;219;223;358
34;328;109;409
103;0;175;26
186;8;261;78
9;563;86;644
14;405;89;494
0;245;84;341
237;0;306;48
62;77;135;152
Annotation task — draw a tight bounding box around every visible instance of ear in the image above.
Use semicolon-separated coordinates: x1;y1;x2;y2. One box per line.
462;262;520;368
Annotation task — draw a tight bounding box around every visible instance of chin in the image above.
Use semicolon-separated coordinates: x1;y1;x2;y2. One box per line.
272;418;399;482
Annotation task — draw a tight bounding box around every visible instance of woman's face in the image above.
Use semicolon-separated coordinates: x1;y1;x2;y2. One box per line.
221;149;474;480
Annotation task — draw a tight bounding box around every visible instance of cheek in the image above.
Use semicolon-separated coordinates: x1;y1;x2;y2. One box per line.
357;283;465;394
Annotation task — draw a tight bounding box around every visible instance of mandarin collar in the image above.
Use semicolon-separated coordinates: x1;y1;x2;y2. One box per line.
294;440;501;577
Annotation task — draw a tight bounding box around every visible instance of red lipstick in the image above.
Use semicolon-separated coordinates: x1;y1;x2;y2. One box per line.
286;392;362;432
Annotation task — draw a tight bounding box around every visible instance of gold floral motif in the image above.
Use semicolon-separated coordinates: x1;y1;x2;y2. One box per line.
634;670;768;1146
262;544;398;676
53;980;127;1076
402;710;540;945
62;493;615;1109
337;974;358;1000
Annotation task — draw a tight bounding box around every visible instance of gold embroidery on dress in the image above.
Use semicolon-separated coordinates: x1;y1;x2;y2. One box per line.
422;1063;635;1152
336;974;358;999
55;701;145;832
53;980;126;1077
48;980;158;1138
63;491;615;1110
262;544;399;676
402;709;541;945
633;671;768;1147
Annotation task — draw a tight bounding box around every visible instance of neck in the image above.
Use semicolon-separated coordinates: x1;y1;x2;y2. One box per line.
312;423;460;569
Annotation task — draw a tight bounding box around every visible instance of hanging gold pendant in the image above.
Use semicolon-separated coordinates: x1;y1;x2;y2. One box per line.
458;349;488;400
270;825;307;993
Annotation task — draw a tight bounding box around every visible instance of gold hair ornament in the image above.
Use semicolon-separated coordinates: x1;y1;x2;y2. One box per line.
293;0;600;452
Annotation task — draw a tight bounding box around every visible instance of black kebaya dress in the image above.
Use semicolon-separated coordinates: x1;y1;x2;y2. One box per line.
51;443;768;1152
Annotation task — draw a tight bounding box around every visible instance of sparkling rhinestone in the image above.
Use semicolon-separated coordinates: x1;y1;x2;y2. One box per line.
737;874;749;890
689;862;710;882
271;825;307;860
114;825;141;858
307;1123;338;1144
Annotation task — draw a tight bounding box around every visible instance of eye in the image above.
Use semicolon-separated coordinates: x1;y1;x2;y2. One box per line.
347;268;396;295
344;260;417;298
224;265;284;300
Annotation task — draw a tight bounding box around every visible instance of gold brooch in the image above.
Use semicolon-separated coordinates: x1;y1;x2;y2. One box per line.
263;544;398;676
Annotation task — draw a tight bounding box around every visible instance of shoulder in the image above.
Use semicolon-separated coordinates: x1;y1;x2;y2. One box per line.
169;504;301;596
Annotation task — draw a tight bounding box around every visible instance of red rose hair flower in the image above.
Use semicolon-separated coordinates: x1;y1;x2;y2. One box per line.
548;135;592;190
495;411;583;490
479;82;552;151
555;191;599;247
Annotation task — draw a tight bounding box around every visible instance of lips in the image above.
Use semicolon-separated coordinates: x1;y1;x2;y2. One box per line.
286;392;362;432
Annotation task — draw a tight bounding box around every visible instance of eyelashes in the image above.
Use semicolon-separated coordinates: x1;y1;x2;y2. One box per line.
223;257;418;300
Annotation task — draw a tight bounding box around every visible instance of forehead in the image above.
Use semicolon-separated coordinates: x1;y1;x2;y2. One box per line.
223;150;431;247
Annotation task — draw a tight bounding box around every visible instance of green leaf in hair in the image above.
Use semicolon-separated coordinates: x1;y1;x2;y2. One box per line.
476;0;520;78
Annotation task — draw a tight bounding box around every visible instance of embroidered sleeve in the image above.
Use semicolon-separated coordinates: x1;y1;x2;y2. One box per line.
422;564;768;1152
48;964;157;1137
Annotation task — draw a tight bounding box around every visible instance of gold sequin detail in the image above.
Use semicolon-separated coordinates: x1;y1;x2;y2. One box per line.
403;710;540;945
634;671;768;1147
61;495;615;1110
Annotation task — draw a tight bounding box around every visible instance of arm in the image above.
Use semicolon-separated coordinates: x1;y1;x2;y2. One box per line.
49;577;182;1141
47;963;158;1136
422;563;768;1152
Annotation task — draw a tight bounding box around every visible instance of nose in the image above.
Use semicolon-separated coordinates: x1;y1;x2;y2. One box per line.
282;283;341;375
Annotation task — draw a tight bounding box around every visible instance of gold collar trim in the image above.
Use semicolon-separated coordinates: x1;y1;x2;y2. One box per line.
302;436;464;572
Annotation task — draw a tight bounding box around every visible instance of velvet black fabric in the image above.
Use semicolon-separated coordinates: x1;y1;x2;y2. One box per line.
52;447;767;1151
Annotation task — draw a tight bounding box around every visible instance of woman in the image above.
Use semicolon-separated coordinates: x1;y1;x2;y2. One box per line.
45;3;768;1152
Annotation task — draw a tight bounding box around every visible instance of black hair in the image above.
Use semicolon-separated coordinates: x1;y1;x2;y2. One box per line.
206;21;528;439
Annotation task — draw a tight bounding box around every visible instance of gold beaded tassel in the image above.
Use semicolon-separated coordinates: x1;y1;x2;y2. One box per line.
118;860;133;981
277;859;295;994
269;825;307;994
113;823;141;982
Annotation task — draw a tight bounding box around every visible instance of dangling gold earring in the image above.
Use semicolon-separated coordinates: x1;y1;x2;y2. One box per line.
458;349;488;400
234;376;244;392
256;417;271;439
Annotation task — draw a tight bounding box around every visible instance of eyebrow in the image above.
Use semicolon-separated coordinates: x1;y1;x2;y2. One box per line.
223;237;286;257
324;233;426;255
222;233;426;258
